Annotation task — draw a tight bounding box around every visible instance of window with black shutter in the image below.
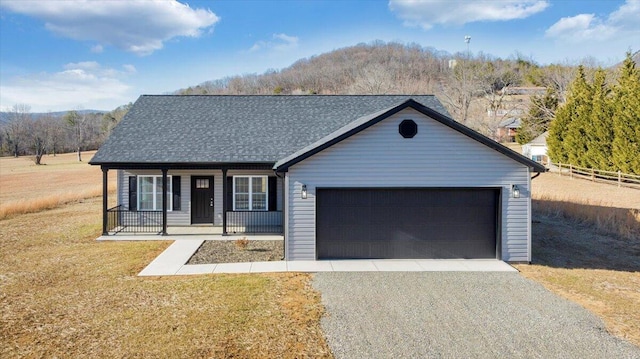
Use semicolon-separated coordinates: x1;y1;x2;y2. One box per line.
229;175;272;211
129;175;173;211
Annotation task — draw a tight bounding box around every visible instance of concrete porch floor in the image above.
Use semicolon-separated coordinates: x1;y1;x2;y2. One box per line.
128;239;517;276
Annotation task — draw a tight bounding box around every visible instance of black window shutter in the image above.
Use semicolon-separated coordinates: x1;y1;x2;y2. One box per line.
227;176;234;211
172;176;181;211
128;176;137;211
268;177;277;211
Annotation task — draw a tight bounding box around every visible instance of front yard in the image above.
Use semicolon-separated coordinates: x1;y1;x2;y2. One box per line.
0;197;330;357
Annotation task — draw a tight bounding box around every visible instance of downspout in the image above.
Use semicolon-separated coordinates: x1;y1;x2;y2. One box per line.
531;172;541;180
275;170;285;260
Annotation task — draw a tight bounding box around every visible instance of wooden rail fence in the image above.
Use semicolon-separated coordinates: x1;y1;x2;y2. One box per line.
550;162;640;189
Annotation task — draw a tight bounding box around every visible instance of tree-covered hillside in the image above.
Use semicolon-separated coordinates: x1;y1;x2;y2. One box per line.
177;41;579;137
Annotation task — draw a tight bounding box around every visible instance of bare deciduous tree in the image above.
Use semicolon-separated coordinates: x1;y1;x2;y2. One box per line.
64;110;85;162
30;115;50;165
4;104;31;157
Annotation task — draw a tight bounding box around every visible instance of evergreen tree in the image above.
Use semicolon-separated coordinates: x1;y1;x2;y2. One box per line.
563;66;593;167
516;87;558;144
547;97;571;163
612;52;640;174
547;66;590;164
585;69;614;170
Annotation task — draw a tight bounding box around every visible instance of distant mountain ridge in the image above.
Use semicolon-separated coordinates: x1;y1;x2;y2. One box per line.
0;109;105;125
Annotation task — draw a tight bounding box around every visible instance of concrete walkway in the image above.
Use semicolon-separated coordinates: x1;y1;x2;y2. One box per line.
137;239;517;276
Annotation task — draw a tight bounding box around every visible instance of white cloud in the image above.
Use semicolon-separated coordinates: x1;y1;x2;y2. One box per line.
0;62;135;112
250;33;299;52
0;0;219;55
610;0;640;26
545;14;614;41
388;0;549;29
123;64;137;74
545;0;640;42
91;44;104;53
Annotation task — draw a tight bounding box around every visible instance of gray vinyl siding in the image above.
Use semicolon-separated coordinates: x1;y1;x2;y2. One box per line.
116;169;282;227
117;169;125;208
285;108;532;262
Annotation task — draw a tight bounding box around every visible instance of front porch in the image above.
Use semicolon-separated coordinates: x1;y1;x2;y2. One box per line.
99;164;284;237
104;206;283;236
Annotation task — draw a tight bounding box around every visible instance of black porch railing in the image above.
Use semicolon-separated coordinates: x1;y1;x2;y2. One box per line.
106;205;163;234
226;211;283;234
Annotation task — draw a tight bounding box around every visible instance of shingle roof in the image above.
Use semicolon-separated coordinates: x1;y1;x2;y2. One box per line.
498;117;521;128
89;95;450;165
527;131;548;145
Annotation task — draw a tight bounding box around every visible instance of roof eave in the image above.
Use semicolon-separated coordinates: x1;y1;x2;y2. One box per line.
93;161;276;170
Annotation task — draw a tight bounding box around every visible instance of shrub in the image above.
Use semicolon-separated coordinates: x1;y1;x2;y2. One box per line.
235;237;249;250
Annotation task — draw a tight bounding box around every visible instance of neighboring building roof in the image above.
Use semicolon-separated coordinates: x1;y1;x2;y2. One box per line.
527;131;548;146
89;95;449;165
275;99;546;173
501;87;547;95
498;117;521;129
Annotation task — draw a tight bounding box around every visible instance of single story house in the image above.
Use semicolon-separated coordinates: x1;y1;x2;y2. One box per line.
522;131;549;165
90;95;545;262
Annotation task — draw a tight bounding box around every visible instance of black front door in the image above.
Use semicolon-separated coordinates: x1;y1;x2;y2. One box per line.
191;176;214;224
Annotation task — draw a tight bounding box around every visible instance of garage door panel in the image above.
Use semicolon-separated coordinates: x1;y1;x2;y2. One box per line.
317;188;498;259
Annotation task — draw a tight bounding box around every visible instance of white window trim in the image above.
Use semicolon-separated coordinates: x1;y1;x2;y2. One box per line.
232;175;268;211
137;175;172;211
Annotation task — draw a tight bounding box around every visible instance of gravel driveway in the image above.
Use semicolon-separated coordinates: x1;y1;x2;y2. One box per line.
312;272;640;359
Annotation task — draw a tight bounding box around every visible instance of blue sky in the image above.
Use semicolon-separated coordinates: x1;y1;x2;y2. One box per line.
1;0;638;112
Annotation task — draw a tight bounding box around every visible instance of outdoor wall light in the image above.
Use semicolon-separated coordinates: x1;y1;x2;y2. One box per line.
512;184;521;198
301;184;308;199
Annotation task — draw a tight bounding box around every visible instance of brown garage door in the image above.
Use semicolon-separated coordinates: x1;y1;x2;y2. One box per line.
316;188;499;259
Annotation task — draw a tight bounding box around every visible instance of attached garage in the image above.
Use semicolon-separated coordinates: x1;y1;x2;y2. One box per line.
275;99;546;263
316;188;499;259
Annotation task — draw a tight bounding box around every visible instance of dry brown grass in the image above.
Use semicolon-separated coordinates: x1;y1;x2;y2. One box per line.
0;153;332;357
533;195;640;240
531;172;640;240
532;172;640;210
517;172;640;348
0;151;116;219
0;198;332;358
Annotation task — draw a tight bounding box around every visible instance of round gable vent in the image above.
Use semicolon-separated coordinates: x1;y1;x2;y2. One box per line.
399;119;417;138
